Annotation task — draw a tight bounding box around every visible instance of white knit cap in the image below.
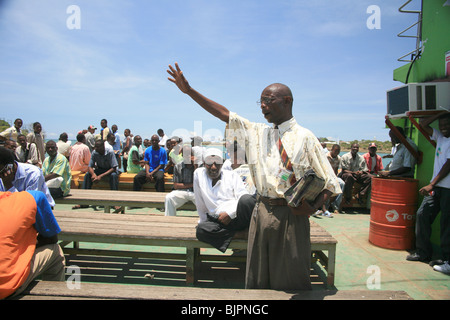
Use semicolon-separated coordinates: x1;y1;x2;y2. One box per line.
204;148;223;159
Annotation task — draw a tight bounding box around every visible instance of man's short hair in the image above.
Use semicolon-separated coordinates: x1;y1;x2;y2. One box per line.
331;144;340;150
76;133;85;142
394;126;406;138
0;146;16;165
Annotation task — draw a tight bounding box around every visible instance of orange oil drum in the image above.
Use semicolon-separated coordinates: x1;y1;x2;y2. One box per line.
369;177;419;250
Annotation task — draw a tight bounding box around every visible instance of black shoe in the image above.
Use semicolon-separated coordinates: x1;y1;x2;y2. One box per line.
429;259;444;267
406;252;430;262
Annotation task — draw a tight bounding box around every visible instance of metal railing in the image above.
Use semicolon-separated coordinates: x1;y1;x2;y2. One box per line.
397;0;423;62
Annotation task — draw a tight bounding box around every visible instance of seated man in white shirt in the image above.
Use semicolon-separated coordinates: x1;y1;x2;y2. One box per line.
56;132;71;159
194;148;256;252
164;146;197;216
104;133;115;153
15;134;40;167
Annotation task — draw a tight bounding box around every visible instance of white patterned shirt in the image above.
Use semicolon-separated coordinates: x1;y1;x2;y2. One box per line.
227;112;341;199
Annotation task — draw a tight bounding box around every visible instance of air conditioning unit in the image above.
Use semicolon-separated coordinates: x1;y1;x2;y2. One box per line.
386;82;450;116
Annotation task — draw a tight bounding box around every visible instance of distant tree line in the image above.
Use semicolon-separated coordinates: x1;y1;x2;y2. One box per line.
0;118;31;136
318;137;392;153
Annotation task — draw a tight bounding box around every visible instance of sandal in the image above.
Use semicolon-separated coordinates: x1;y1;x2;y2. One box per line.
113;206;125;214
72;205;89;209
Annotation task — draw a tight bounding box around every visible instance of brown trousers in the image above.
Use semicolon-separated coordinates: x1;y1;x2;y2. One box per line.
340;171;371;201
245;196;312;290
11;243;66;297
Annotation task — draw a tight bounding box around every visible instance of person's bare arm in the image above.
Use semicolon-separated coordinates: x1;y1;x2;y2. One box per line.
418;111;449;137
420;159;450;196
167;62;230;123
44;172;60;182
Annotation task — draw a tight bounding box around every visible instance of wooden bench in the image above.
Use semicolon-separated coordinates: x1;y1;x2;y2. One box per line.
71;171;174;191
53;211;337;287
16;280;412;300
55;189;196;213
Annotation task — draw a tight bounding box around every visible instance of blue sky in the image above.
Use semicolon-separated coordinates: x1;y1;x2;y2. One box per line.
0;0;421;143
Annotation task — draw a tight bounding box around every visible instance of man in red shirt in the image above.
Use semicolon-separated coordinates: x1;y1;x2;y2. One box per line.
363;143;384;175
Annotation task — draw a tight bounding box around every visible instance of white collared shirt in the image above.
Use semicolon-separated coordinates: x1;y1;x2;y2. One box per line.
193;167;249;223
227;112;341;199
431;128;450;188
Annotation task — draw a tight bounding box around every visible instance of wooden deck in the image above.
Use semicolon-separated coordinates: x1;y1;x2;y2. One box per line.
16;280;412;300
55;188;196;212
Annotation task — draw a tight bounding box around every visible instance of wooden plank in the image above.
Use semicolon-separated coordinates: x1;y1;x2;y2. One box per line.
72;172;175;191
58;217;198;230
18;281;413;300
59;189;168;200
55;189;195;210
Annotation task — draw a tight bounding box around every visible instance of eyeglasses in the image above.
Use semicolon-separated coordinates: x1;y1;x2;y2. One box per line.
256;97;276;106
0;163;13;176
204;159;223;166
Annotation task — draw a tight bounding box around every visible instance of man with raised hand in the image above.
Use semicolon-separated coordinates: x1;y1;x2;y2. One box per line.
167;62;340;290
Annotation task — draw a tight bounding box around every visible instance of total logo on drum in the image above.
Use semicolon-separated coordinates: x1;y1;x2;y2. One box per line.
385;209;414;222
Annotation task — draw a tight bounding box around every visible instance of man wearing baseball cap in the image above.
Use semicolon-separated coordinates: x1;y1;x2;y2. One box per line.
363;142;384;175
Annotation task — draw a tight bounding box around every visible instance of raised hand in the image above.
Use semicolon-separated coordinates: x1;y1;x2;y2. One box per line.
166;62;230;123
167;62;191;93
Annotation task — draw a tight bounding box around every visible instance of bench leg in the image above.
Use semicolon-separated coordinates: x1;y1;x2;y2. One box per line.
327;246;336;288
186;248;200;286
104;206;111;213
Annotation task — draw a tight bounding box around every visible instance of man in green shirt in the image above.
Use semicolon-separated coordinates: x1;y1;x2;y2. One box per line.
42;140;72;199
127;135;145;173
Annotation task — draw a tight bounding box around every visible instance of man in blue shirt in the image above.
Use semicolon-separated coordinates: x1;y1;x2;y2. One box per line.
133;134;167;192
111;124;122;170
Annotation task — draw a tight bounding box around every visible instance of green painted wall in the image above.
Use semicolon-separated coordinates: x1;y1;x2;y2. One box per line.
394;0;450;83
